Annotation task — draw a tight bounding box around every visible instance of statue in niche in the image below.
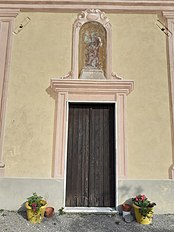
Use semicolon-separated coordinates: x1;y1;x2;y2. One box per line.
84;32;102;69
79;21;106;79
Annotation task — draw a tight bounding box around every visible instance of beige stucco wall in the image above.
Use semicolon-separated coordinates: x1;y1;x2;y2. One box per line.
3;13;76;177
3;12;172;179
110;14;172;179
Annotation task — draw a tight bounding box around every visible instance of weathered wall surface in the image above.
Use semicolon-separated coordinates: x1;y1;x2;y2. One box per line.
0;178;64;211
3;13;172;179
118;180;174;214
0;178;173;214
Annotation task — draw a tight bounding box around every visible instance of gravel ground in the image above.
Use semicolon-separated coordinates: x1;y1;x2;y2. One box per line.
0;210;174;232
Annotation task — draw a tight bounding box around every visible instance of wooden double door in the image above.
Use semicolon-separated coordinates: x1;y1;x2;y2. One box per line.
65;103;116;207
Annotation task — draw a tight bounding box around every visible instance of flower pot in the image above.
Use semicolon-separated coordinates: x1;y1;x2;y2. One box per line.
133;203;154;225
25;201;47;224
122;204;132;218
44;207;54;218
122;203;132;212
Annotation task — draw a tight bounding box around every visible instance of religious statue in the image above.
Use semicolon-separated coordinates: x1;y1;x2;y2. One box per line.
84;32;102;69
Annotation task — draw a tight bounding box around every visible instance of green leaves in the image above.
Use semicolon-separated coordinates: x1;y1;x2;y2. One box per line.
58;207;65;215
139;206;153;218
132;194;156;218
27;193;45;213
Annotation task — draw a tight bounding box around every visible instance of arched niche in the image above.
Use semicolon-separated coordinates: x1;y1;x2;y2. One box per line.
72;9;112;79
79;21;107;79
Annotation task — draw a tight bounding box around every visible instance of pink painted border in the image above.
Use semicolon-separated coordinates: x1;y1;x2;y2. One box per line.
51;79;134;179
163;11;174;179
0;9;19;176
0;1;174;12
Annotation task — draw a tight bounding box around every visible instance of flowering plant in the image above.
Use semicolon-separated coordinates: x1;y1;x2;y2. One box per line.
132;194;156;218
27;193;46;213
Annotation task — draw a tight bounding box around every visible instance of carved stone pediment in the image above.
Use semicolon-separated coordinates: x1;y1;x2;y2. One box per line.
74;9;110;28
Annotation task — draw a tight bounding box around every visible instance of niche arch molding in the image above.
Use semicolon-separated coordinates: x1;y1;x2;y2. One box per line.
72;9;112;79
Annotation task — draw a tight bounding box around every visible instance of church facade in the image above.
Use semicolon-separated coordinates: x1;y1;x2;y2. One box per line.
0;0;174;213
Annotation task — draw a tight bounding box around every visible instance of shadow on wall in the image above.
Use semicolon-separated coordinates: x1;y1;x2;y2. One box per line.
118;185;144;214
168;164;174;179
17;202;27;219
46;86;57;101
119;185;144;199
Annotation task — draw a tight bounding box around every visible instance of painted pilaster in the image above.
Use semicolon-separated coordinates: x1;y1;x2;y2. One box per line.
163;11;174;179
117;93;127;179
0;9;19;176
53;92;68;178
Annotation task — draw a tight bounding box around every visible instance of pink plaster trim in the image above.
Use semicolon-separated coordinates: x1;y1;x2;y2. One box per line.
163;11;174;179
117;93;127;179
0;1;174;12
163;11;174;19
51;79;134;94
0;9;19;176
0;9;20;17
53;92;68;178
72;9;112;79
51;79;134;179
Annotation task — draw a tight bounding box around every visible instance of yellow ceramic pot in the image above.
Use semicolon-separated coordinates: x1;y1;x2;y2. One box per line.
133;203;154;225
25;201;47;224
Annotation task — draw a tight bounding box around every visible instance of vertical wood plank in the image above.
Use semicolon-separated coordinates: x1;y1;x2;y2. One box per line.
103;105;109;206
82;106;90;207
99;106;104;206
72;105;80;206
108;105;115;206
76;106;83;206
65;105;73;206
89;105;95;206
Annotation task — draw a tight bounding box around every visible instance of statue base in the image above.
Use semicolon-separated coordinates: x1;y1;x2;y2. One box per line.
80;68;106;79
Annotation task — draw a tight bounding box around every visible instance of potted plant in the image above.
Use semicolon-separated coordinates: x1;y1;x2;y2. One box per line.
132;194;156;225
25;192;47;224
